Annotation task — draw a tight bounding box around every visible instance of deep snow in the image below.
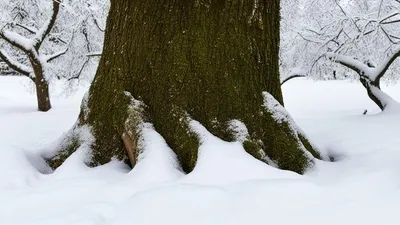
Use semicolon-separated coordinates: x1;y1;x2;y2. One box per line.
1;76;400;225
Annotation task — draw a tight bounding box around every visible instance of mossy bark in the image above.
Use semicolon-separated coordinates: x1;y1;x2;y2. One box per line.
48;0;322;174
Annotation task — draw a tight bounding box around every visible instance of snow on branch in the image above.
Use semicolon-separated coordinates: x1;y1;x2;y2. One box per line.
0;30;33;51
326;52;372;79
327;48;400;82
373;48;400;81
33;0;60;50
85;52;102;57
0;48;33;80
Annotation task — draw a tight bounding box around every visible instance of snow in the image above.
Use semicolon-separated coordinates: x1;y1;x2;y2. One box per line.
128;123;184;184
227;119;249;142
182;120;299;186
1;76;400;224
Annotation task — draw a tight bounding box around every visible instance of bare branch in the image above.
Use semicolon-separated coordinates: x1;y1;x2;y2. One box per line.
297;32;322;44
46;48;68;62
281;74;306;86
67;58;90;81
86;52;102;57
334;0;361;32
374;48;400;81
380;12;400;24
16;24;38;34
326;52;370;78
380;26;400;44
0;30;31;52
381;19;400;25
91;14;105;32
33;0;61;50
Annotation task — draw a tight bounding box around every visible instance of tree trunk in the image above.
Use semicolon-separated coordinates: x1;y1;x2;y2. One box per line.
48;0;322;174
34;76;51;112
30;57;51;112
359;75;398;112
360;78;384;110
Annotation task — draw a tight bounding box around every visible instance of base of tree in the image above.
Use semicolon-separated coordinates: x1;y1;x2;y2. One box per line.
47;91;323;174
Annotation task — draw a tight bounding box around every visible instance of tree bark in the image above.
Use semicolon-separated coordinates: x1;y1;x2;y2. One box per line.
360;78;384;110
359;77;398;111
48;0;322;174
31;61;51;112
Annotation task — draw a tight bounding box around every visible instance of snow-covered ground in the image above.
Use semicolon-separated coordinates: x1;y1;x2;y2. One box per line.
1;76;400;225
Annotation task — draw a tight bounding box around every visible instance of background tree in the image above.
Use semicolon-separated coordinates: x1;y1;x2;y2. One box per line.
0;0;108;111
47;0;323;174
0;0;62;111
281;0;400;111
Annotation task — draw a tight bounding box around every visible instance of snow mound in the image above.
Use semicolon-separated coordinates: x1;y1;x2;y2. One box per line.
181;120;300;186
126;123;184;184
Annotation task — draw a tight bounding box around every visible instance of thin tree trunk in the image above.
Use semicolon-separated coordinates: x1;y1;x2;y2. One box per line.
360;78;384;110
35;77;51;112
0;0;60;112
31;59;51;112
360;77;398;111
48;0;322;174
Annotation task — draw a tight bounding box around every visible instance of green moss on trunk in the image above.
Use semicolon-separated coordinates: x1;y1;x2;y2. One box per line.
48;0;322;174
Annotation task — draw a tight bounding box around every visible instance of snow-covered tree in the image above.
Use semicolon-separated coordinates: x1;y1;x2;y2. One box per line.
0;0;108;111
0;0;61;111
281;0;400;111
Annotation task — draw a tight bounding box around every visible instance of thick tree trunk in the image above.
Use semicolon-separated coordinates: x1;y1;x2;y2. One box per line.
48;0;322;174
